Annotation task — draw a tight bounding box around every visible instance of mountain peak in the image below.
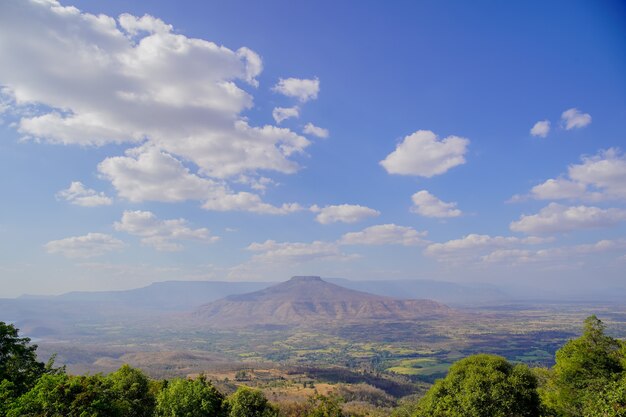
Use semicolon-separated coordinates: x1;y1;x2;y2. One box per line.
288;275;323;282
193;276;452;327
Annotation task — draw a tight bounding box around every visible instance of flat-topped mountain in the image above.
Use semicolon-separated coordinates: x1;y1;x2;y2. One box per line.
192;276;452;327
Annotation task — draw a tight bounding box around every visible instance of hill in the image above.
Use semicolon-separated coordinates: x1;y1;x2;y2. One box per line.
192;276;451;327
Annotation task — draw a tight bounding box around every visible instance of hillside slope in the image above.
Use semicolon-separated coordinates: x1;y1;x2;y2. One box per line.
193;276;451;327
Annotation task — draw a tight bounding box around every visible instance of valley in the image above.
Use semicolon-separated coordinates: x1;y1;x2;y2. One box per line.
2;276;625;414
5;279;621;385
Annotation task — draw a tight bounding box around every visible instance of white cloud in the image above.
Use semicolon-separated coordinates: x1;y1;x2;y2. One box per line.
202;192;304;215
114;210;218;251
424;234;548;261
411;190;462;218
303;123;329;138
247;240;355;263
272;106;299;124
482;239;626;265
530;120;550;138
56;181;112;207
311;204;380;224
510;203;626;235
528;178;588;201
273;77;320;102
98;147;221;202
380;130;469;177
561;108;592;130
568;148;626;200
513;148;626;202
118;13;173;36
0;0;312;206
98;146;302;214
340;224;427;246
45;233;124;258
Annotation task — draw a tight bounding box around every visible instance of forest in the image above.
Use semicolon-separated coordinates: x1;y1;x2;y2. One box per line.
1;316;625;417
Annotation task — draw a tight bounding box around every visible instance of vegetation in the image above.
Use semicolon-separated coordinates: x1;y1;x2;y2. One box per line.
1;316;625;416
155;376;225;417
413;354;541;416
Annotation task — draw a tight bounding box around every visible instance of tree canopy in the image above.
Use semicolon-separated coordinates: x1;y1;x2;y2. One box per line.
155;375;225;417
226;385;278;417
0;322;46;396
540;315;625;417
414;354;541;417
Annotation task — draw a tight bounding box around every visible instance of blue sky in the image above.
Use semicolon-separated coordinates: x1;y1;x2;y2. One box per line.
0;0;625;296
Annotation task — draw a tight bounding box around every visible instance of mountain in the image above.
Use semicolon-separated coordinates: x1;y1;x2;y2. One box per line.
17;281;273;312
192;276;452;327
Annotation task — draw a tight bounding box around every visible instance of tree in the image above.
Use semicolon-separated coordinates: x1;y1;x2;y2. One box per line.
582;376;626;417
305;394;344;417
414;354;541;417
226;385;278;417
155;375;226;417
108;364;155;417
6;373;123;417
0;321;46;396
542;315;624;416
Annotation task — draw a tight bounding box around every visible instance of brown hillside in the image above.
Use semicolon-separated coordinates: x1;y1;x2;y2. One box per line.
192;276;451;327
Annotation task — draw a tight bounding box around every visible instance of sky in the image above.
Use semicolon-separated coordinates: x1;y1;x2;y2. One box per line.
0;0;625;297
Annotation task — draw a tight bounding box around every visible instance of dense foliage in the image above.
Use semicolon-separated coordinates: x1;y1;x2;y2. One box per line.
413;354;541;416
539;315;626;417
155;376;225;417
0;322;46;396
1;316;625;417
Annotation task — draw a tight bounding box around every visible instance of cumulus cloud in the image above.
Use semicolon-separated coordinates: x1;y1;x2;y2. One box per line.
45;233;124;258
273;77;320;102
482;239;626;265
340;224;427;246
510;203;626;235
567;149;626;200
512;148;626;202
527;178;588;201
411;190;462;218
530;120;550;138
310;204;380;224
98;147;221;202
303;123;329;138
247;240;355;264
203;193;304;215
114;210;218;251
56;181;112;207
561;108;592;130
380;130;469;177
0;0;314;211
424;234;548;262
272;106;299;124
98;146;303;214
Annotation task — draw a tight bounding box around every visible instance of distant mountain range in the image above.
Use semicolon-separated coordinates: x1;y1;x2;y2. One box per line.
2;275;625;340
193;276;452;327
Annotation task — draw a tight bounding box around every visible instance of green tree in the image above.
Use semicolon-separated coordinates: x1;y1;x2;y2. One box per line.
155;375;226;417
0;322;46;396
108;364;155;417
0;379;17;416
6;373;122;417
226;385;278;417
414;354;541;417
305;394;344;417
582;375;626;417
542;315;624;416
